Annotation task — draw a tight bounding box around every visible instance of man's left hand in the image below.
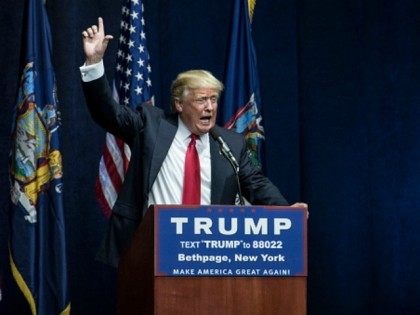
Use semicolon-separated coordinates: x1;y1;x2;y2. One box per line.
290;202;309;218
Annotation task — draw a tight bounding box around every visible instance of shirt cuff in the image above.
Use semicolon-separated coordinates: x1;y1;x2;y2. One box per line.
80;60;105;82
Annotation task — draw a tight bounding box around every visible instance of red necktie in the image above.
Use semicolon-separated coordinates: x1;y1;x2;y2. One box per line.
182;134;201;204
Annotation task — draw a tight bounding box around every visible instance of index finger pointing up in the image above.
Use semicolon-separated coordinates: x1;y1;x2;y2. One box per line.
97;17;105;34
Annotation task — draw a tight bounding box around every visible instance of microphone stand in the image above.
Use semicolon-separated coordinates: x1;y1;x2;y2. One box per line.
210;129;245;206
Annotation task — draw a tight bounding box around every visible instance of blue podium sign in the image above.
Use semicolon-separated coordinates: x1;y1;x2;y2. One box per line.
154;206;307;277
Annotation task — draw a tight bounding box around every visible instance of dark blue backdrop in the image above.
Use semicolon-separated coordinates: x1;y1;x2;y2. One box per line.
0;0;419;314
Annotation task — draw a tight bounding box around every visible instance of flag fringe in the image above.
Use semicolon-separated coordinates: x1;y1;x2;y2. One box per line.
9;247;37;315
60;303;71;315
248;0;256;22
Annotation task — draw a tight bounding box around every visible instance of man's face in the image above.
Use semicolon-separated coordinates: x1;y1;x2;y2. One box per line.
175;88;219;135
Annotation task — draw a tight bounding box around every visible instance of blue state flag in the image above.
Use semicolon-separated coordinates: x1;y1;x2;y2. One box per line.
220;0;265;167
9;0;70;314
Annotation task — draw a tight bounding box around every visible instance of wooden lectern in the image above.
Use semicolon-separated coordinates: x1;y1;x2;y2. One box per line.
117;206;307;315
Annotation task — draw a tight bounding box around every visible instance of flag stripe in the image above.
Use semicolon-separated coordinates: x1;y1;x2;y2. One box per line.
95;176;113;218
114;137;131;172
102;147;124;189
104;133;125;180
123;142;131;171
105;133;125;181
224;102;251;129
98;157;119;206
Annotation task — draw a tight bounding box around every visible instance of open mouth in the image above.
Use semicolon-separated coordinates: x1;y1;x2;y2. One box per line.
200;116;212;124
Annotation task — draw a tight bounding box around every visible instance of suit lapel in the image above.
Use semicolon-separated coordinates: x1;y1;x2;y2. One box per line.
210;134;226;204
148;115;178;192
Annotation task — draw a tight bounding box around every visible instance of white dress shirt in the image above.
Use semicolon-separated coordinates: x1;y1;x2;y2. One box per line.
148;117;211;206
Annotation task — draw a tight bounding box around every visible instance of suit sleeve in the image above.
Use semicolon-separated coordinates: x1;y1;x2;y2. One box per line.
237;137;289;206
82;74;144;143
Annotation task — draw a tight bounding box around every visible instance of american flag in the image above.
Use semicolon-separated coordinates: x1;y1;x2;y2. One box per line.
96;0;153;218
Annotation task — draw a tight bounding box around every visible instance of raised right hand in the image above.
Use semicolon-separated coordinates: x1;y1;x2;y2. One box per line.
82;17;113;65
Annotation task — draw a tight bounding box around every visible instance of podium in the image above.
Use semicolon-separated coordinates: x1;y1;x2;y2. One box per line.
117;205;307;315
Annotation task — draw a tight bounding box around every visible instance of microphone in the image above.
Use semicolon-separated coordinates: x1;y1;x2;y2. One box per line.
210;128;245;205
210;129;239;171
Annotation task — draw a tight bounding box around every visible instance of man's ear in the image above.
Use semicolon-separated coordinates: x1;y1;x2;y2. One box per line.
174;98;183;113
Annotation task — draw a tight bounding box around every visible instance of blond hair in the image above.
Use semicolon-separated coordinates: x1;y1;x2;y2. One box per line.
170;70;224;108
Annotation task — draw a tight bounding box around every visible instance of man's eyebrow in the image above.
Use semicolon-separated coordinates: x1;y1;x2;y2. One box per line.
194;93;219;97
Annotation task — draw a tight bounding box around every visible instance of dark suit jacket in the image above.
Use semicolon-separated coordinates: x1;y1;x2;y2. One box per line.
83;75;288;266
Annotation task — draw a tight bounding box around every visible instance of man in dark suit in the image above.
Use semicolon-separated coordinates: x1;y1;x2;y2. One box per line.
81;18;302;266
